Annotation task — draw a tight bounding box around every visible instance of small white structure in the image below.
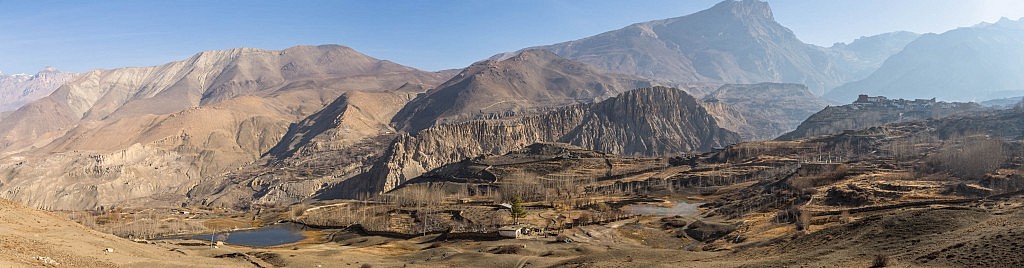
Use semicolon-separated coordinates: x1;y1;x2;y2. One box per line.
498;225;527;238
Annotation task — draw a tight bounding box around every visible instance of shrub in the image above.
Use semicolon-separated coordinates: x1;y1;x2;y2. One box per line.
789;164;850;190
871;254;888;267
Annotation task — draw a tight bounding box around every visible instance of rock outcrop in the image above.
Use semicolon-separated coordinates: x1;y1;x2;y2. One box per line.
332;86;740;198
684;220;738;242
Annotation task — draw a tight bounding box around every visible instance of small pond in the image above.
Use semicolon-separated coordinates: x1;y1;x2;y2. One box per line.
625;201;701;217
189;222;307;247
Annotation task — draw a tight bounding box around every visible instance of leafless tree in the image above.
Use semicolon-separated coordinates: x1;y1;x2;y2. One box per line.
926;136;1008;179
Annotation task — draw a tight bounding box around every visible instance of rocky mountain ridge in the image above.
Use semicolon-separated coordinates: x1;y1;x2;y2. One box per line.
391;49;650;133
492;0;909;95
266;86;424;160
0;67;78;111
0;45;451;210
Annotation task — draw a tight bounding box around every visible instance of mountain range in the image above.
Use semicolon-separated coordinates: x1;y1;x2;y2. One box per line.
0;67;78;111
0;0;1019;211
0;45;452;210
826;31;921;81
493;0;915;95
5;1;1024;267
828;18;1024;102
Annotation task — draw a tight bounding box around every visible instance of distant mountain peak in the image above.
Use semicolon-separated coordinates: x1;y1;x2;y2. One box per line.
0;66;78;111
974;17;1024;29
993;17;1024;28
827;18;1024;102
491;0;907;95
707;0;773;21
36;66;62;76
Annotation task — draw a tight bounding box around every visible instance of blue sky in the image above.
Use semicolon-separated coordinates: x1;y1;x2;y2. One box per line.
2;0;1024;74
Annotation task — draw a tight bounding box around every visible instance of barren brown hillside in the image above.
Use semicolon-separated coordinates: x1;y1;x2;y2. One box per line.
0;198;245;267
0;45;452;210
392;49;650;133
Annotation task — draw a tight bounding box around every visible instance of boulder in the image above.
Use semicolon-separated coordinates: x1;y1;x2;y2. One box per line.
660;216;689;228
684;220;737;242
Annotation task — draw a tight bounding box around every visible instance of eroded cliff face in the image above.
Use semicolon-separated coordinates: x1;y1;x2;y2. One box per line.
332;86;740;198
0;144;198;210
192;87;738;208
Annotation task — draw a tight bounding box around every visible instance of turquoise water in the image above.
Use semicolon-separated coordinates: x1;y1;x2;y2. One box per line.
191;223;306;247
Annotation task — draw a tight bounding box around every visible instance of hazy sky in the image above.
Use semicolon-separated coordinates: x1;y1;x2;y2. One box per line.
2;0;1024;74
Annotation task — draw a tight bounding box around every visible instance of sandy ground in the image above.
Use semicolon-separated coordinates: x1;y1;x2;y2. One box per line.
0;199;246;267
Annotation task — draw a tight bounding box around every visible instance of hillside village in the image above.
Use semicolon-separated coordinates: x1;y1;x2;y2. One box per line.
854;94;971;110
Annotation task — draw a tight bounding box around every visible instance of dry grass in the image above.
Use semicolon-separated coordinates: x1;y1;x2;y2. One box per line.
62;210;210;239
790;164;851;190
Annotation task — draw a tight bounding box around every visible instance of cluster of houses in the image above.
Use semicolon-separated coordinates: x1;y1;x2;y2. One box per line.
854;94;966;110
